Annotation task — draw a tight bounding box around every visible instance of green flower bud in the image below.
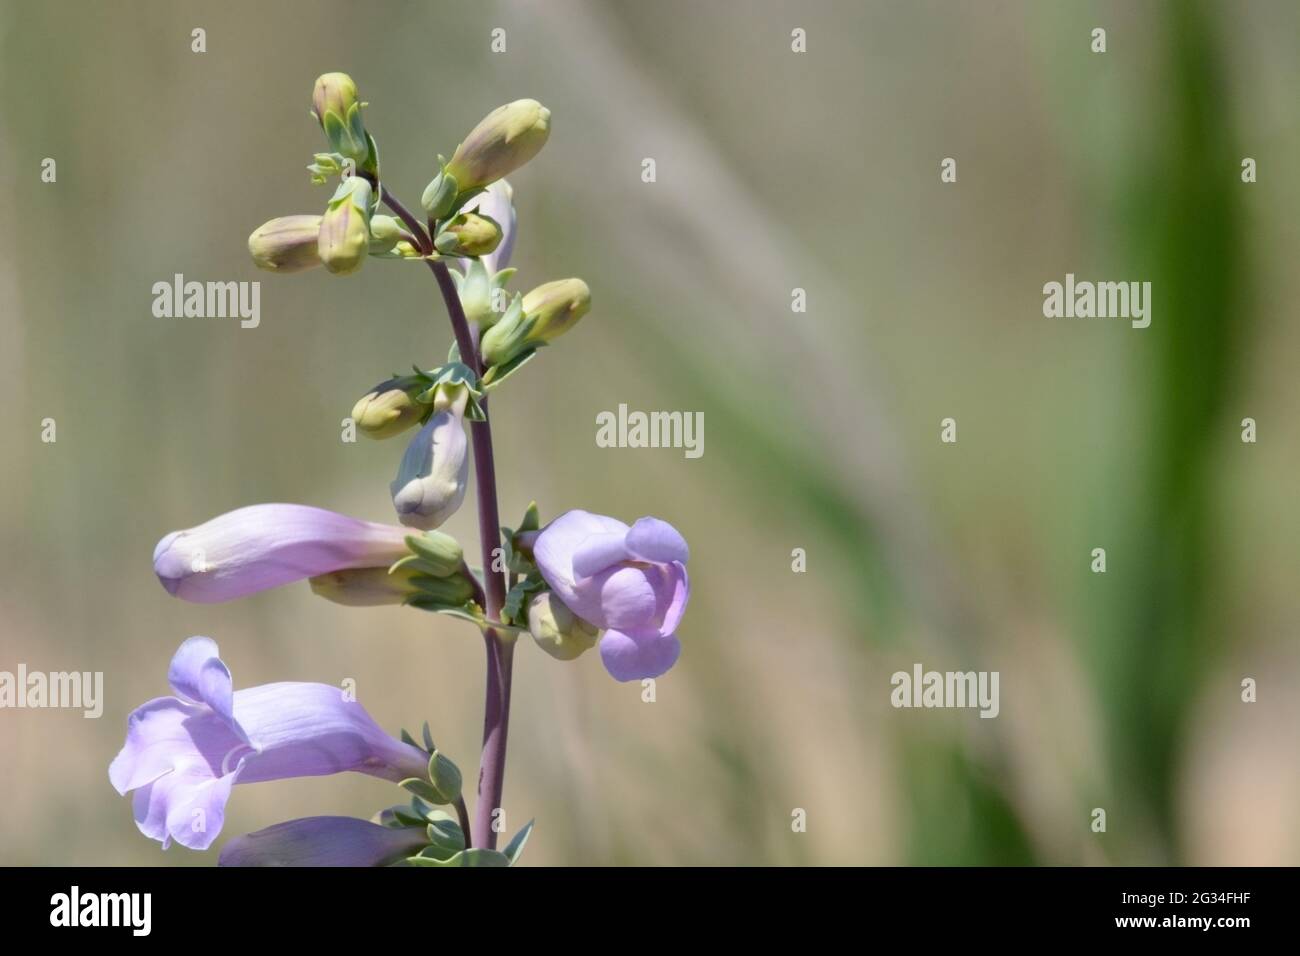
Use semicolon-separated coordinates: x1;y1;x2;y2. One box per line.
527;592;598;661
248;215;323;273
318;176;373;275
351;377;424;439
309;565;422;607
403;530;465;577
434;212;502;258
311;72;369;164
444;99;550;192
479;295;529;369
522;278;591;344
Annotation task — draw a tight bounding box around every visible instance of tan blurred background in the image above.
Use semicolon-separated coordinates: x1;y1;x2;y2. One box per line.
1;0;1297;865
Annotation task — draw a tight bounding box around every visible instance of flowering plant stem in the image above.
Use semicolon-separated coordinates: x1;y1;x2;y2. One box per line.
376;182;514;851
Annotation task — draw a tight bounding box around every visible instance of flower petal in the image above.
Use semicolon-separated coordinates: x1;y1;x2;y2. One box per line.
166;636;242;736
599;629;681;682
218;816;430;867
658;561;691;635
534;510;629;609
153;504;411;603
132;764;238;851
108;697;246;795
231;683;428;785
625;517;689;566
570;531;631;579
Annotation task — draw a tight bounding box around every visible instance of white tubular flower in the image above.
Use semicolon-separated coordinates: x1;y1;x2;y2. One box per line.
389;387;470;530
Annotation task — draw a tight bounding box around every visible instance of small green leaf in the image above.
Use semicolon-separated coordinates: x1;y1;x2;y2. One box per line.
502;574;545;627
421;721;436;753
503;819;535;866
481;348;539;390
374;804;428;829
399;777;441;804
425;814;466;859
428;750;463;804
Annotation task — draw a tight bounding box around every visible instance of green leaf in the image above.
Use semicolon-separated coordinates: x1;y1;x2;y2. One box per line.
374;804;428;829
421;721;436;753
503;819;535;866
425;814;466;859
481;348;539;390
399;727;420;750
518;501;540;534
501;574;545;627
428;750;463;804
399;777;442;805
431;603;487;627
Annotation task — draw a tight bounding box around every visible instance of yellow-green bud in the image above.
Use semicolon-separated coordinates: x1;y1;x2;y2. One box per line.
522;278;591;345
404;530;465;576
351;379;424;439
433;212;502;258
309;566;421;607
311;72;369;164
318;176;373;275
409;572;476;606
444;99;550;192
527;592;599;661
248;215;323;273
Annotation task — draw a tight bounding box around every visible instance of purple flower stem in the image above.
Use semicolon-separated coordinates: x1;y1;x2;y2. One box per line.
370;179;432;255
428;258;515;851
374;179;515;850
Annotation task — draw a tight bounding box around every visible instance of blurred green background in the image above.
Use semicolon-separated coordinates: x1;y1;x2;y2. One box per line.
1;0;1297;866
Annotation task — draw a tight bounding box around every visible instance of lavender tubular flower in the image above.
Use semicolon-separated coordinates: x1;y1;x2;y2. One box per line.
153;504;411;603
219;816;429;867
534;511;691;681
109;638;428;851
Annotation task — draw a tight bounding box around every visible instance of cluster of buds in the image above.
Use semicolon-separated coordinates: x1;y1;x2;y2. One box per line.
239;72;644;654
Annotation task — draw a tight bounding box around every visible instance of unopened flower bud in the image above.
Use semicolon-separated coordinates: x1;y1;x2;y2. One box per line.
319;176;373;275
403;530;465;577
311;72;369;164
408;572;476;607
444;99;550;192
528;592;599;661
433;212;502;258
479;299;528;369
248;215;323;273
309;565;422;607
390;389;469;530
521;278;591;345
351;377;424;440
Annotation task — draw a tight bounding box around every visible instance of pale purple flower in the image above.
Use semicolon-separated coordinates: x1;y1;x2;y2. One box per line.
153;503;411;603
219;816;428;867
390;393;470;530
109;637;428;851
533;510;690;682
